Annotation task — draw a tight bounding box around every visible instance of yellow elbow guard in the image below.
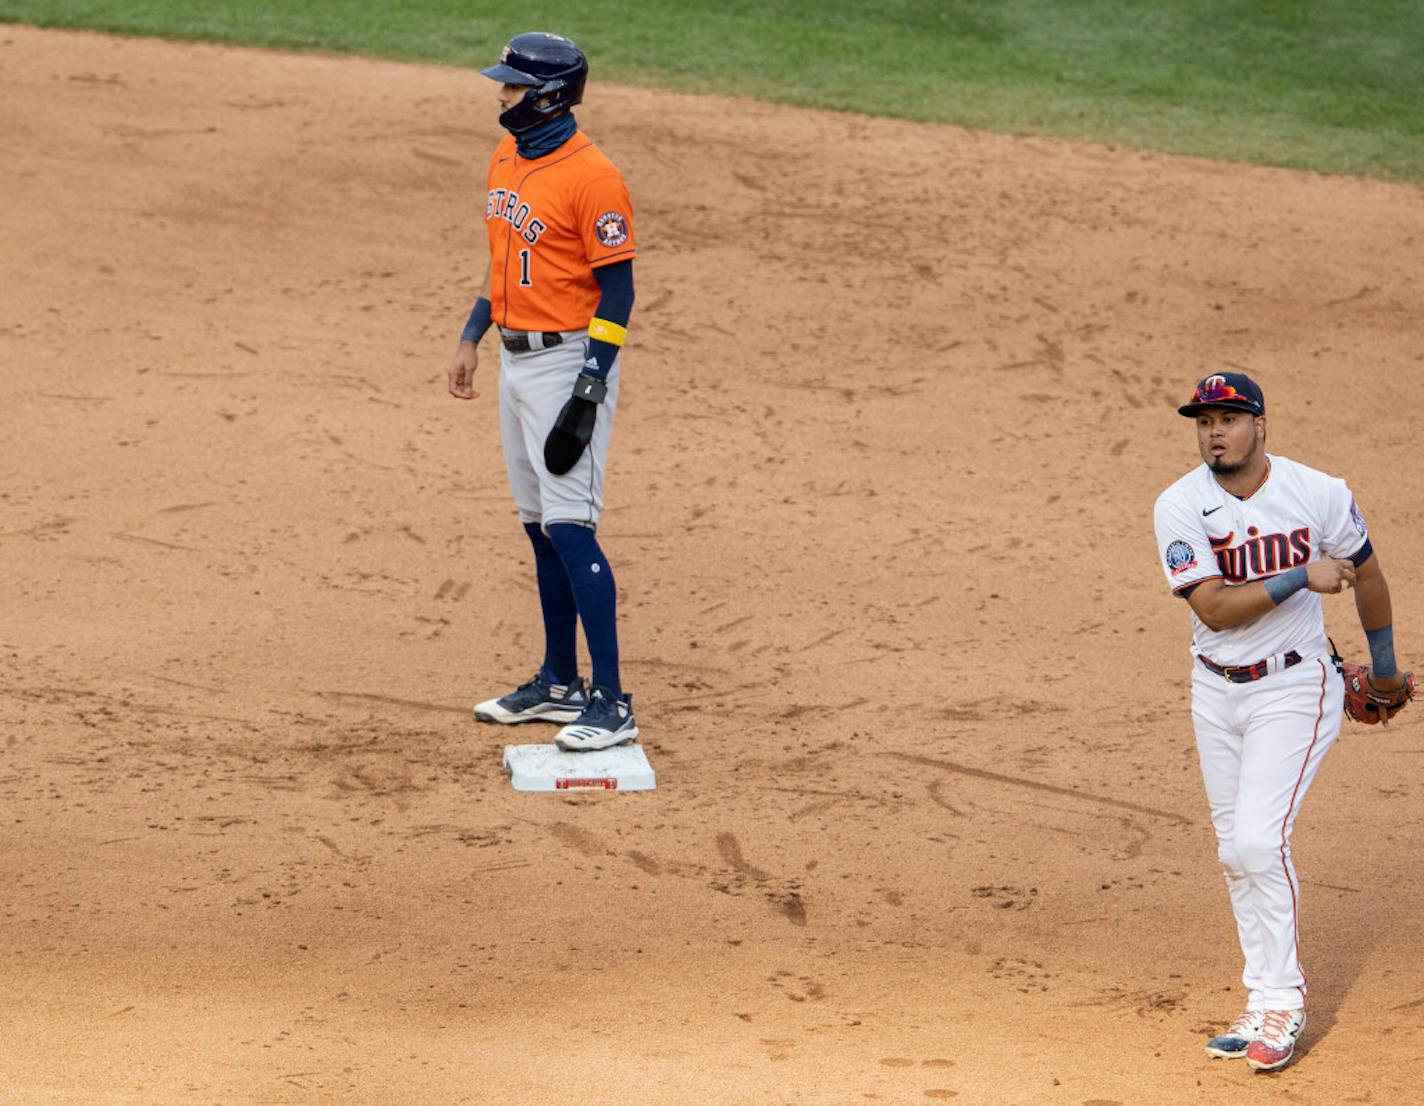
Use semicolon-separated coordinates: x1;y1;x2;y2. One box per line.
588;317;627;346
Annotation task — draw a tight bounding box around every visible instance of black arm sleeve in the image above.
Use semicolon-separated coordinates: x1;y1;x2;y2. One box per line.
583;260;635;381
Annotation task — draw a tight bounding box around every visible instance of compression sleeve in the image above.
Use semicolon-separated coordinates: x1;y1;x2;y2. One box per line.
582;260;635;381
461;296;493;344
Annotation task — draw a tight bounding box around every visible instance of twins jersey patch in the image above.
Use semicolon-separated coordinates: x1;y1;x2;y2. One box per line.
1166;539;1197;576
1350;498;1368;536
595;210;629;247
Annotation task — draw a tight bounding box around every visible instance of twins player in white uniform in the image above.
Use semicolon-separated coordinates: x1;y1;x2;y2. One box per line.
1154;372;1408;1071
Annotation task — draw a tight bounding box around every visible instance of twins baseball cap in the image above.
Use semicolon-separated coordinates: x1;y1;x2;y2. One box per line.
1177;372;1265;418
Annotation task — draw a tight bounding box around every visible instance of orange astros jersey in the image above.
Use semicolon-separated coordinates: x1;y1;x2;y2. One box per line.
484;129;636;333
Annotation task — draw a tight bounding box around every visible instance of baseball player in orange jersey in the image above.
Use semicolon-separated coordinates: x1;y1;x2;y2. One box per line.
447;32;639;752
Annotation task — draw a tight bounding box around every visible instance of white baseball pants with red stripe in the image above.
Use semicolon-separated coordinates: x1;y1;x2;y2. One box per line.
1190;653;1343;1011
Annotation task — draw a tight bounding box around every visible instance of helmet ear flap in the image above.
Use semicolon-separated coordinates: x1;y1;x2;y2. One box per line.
499;84;564;134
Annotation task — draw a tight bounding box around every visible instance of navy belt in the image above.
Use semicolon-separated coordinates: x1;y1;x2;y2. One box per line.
1197;650;1302;683
501;329;564;352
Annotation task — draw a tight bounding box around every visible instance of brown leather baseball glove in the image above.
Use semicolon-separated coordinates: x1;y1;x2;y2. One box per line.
1341;661;1415;725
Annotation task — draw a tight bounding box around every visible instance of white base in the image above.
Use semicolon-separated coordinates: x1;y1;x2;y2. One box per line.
503;743;656;792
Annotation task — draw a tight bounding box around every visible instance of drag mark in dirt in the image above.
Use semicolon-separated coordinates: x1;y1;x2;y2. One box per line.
788;797;842;822
716;832;770;880
892;753;1189;824
413;146;462;167
0;515;75;539
1323;284;1377;308
1115;817;1149;861
469;859;532;875
103;123;218;140
332;763;417;799
1302;878;1362;894
1068;986;1185;1018
315;691;471;715
716;833;807;926
625;850;661;875
37;392;110;407
927;778;967;818
112;531;198;552
549;822;603;857
796;628;848;652
314;835;345;858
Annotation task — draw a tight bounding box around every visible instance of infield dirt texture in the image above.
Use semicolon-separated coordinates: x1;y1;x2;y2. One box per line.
3;25;1424;1106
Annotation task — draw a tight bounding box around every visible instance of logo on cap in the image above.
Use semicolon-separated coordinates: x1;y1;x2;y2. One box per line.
1193;376;1248;407
1179;371;1264;417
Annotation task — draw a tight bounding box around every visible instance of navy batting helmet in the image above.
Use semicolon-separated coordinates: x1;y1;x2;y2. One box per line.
481;32;588;134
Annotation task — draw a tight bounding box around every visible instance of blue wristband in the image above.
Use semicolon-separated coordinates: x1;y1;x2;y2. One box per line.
460;297;493;344
1263;565;1307;606
1366;625;1398;679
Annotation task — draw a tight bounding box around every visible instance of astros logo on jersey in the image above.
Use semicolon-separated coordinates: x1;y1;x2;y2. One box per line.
595;211;629;248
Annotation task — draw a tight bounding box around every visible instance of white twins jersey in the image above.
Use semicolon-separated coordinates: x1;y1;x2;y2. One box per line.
1154;454;1370;665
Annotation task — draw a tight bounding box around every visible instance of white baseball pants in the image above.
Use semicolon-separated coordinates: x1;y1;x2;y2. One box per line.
1190;653;1343;1011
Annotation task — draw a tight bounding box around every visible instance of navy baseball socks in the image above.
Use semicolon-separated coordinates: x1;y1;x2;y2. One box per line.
545;523;637;750
524;522;579;683
472;522;636;749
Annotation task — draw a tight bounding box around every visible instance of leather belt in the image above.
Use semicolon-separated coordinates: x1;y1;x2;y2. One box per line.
500;329;564;353
1197;650;1302;683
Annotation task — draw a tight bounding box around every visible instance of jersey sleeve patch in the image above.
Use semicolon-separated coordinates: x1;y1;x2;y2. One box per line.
1349;497;1368;537
1165;539;1198;577
594;210;629;248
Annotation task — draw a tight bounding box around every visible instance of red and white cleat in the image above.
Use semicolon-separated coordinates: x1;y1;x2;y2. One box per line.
1246;1009;1306;1072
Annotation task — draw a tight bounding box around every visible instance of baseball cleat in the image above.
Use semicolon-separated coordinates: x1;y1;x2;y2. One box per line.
1245;1009;1306;1072
555;686;638;752
474;673;588;724
1205;1009;1266;1059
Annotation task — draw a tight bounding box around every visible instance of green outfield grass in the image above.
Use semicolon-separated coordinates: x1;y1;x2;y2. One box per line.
4;0;1422;183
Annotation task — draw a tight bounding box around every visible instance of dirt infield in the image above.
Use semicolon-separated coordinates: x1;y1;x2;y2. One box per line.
3;24;1423;1105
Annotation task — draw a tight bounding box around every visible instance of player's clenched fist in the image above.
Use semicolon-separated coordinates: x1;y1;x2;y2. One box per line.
1306;556;1355;594
448;341;480;399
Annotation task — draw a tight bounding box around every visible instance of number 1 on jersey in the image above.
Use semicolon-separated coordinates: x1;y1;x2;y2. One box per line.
518;248;533;287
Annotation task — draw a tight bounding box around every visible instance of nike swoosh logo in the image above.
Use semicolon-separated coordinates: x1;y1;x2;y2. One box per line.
1202;506;1224;516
